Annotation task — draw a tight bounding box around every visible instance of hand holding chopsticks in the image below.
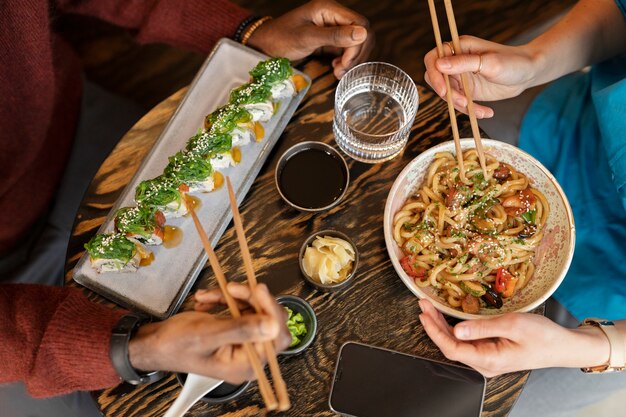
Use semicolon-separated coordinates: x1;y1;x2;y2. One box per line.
185;182;290;412
426;0;488;179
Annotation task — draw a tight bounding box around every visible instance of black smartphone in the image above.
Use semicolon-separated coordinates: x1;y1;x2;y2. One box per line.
329;342;486;417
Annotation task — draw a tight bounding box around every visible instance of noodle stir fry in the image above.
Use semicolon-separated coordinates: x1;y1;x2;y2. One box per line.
393;150;549;313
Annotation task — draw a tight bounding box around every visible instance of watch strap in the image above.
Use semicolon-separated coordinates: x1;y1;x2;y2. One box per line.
581;318;626;373
110;313;165;385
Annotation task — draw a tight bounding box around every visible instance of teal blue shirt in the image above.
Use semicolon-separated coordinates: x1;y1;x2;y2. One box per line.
519;0;626;320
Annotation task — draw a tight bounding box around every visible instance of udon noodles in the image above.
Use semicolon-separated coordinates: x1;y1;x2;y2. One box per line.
393;150;549;313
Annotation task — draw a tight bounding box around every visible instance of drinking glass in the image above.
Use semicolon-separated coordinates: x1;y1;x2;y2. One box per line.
333;62;419;163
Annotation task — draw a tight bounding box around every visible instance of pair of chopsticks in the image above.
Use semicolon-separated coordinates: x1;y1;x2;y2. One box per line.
185;177;289;411
427;0;488;179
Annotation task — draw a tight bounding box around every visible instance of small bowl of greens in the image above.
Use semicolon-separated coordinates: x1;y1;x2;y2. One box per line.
276;295;317;356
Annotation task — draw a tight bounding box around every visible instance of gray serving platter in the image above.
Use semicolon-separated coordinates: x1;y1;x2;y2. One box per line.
73;38;311;319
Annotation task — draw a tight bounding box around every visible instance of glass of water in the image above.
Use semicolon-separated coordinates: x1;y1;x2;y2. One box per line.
334;62;419;163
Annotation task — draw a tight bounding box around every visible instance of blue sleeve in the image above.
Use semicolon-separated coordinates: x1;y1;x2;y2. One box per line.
616;0;626;18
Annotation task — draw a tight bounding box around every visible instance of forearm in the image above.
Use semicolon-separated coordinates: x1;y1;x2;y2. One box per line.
0;284;126;397
525;0;626;87
56;0;250;54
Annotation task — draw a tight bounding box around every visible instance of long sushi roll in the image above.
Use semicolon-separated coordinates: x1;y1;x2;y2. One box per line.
135;175;189;218
114;205;165;245
85;233;153;273
229;82;274;122
249;57;308;100
165;151;220;193
204;104;259;145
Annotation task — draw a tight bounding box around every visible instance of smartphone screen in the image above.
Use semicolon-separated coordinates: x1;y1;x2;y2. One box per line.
329;342;486;417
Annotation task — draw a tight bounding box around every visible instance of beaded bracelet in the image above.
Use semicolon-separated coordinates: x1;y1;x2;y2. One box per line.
233;15;259;43
241;16;273;46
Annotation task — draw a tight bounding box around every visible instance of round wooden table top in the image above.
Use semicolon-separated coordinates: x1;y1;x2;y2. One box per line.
65;61;536;417
63;1;575;414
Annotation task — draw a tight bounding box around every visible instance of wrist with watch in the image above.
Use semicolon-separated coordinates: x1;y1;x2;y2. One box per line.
579;318;625;373
110;313;165;385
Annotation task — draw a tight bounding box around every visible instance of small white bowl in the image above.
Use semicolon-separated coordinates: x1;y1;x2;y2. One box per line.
383;138;576;320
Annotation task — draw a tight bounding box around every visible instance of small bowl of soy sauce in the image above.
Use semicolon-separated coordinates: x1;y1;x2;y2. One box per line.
275;141;350;212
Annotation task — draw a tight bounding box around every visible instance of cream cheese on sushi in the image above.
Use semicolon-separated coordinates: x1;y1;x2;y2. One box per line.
165;151;216;193
135;175;189;218
114;206;165;245
249;57;304;100
184;131;241;169
204;104;256;145
270;79;296;101
229;82;274;122
230;126;253;146
85;233;152;273
210;147;241;169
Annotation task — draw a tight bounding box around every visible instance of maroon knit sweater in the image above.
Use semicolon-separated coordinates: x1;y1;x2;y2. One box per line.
0;0;249;398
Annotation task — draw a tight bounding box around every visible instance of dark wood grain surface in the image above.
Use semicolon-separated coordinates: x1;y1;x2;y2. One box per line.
63;1;567;416
59;0;573;109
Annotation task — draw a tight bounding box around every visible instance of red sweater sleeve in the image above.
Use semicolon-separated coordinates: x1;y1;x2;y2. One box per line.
56;0;251;54
0;284;127;398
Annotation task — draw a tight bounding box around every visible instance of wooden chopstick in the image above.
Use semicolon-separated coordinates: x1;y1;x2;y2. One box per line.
426;0;466;180
185;196;278;411
441;0;489;179
225;177;291;411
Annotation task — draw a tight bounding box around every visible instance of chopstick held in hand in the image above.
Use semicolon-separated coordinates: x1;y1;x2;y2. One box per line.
226;176;291;411
185;195;279;411
426;0;466;181
429;0;488;178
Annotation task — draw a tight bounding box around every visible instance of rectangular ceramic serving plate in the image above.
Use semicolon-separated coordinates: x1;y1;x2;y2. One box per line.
73;38;311;319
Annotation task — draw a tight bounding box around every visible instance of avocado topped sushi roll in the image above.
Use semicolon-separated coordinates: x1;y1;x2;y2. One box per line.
164;151;217;193
114;205;165;245
135;175;189;218
204;104;255;146
229;82;274;122
249;57;297;100
85;233;152;273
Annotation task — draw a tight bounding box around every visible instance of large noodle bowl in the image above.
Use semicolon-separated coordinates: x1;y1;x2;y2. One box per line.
392;149;549;314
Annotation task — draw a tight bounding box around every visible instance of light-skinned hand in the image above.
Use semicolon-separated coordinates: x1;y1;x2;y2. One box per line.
247;0;375;79
423;35;542;119
418;299;610;377
128;283;290;384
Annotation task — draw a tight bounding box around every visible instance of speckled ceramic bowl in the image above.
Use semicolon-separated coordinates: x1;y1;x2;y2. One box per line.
383;139;575;320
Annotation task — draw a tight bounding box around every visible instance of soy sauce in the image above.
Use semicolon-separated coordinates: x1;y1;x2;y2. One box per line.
279;148;347;209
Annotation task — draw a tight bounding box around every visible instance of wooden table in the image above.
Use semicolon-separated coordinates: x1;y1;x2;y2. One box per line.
66;73;527;417
63;1;573;415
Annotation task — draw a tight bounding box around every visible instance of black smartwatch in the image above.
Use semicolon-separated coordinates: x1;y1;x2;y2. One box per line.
110;313;165;385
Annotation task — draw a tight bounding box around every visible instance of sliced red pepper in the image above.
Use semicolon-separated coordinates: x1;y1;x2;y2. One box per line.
155;210;166;227
495;267;519;298
400;256;427;281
